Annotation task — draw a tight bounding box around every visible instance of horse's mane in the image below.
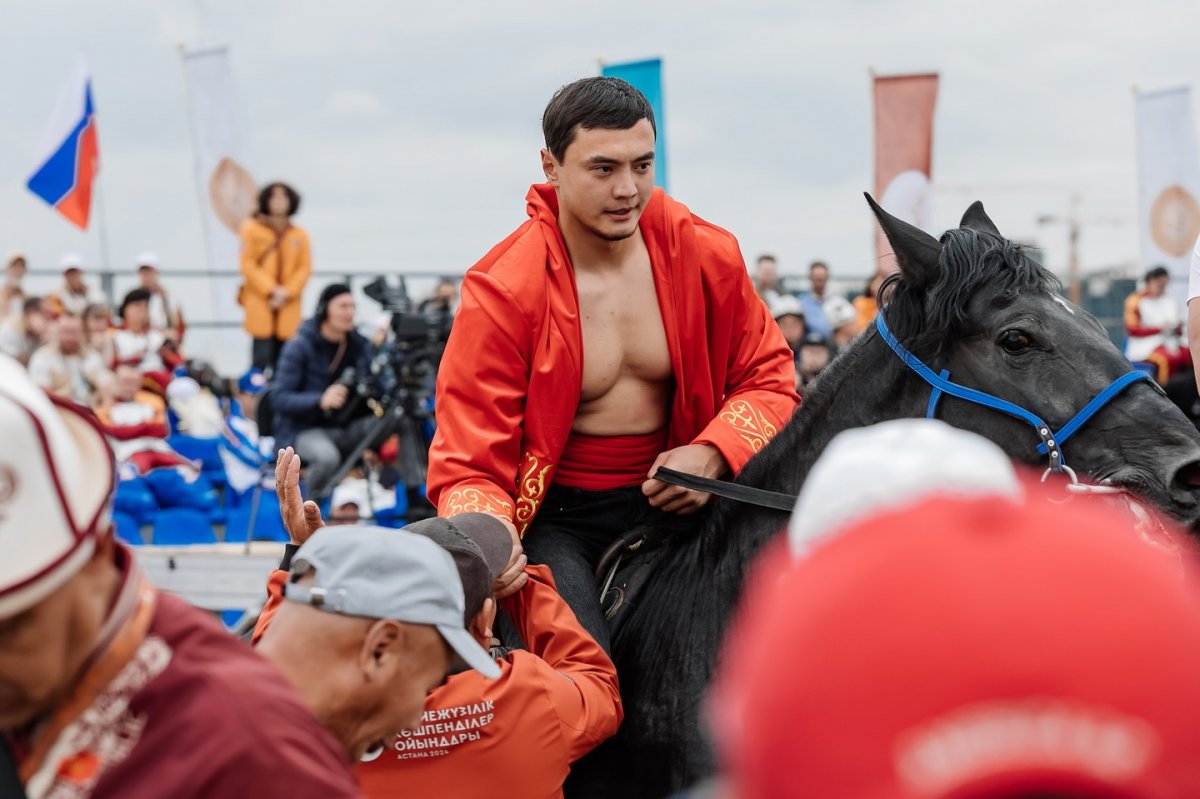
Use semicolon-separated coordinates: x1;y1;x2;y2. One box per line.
616;227;1059;690
883;227;1060;361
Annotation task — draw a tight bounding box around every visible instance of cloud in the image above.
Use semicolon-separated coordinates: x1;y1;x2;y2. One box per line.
322;88;384;120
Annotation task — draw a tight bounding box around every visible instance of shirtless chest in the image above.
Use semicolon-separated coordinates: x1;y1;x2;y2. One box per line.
574;246;673;420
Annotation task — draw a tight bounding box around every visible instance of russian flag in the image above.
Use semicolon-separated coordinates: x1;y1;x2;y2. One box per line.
27;57;100;230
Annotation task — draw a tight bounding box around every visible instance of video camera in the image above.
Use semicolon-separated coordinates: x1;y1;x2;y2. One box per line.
327;276;452;426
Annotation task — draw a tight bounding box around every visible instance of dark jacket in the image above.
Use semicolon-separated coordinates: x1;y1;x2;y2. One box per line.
271;318;372;449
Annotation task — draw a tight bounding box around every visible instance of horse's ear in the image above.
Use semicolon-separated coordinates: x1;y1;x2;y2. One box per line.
959;201;1002;236
864;193;941;288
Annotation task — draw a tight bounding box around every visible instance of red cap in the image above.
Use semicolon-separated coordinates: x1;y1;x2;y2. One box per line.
712;487;1200;798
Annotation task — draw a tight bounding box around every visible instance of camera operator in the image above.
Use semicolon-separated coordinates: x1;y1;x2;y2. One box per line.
272;283;376;497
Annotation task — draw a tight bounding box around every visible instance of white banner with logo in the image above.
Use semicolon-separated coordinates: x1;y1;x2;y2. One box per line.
181;46;256;373
1135;86;1200;310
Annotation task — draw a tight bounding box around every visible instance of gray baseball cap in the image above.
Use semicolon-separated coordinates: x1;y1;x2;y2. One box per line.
284;526;500;679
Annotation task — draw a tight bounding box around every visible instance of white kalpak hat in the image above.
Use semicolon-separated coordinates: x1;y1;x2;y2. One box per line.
789;419;1022;557
0;355;115;618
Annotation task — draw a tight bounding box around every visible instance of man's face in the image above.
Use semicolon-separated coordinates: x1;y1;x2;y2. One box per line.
123;300;149;330
6;260;25;283
65;270;85;293
776;314;805;348
25;309;49;338
542;119;656;243
325;295;356;335
85;309;110;334
800;344;831;376
0;575;87;728
1147;275;1169;297
379;625;452;740
810;265;829;296
57;317;83;354
755;259;777;289
114;368;141;401
138;267;158;290
435;282;457;303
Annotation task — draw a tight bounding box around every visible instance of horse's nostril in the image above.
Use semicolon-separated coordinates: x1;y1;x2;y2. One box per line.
1175;462;1200;489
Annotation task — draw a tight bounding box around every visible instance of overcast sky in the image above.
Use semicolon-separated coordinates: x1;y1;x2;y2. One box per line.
3;0;1198;308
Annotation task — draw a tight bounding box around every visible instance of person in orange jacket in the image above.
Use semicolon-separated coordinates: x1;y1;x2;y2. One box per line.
239;181;312;372
255;448;624;799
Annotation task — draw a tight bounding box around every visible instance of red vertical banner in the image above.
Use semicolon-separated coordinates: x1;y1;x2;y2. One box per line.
873;73;939;274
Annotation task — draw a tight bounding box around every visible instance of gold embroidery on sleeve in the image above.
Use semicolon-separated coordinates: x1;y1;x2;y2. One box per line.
514;453;552;534
719;399;779;453
444;488;514;518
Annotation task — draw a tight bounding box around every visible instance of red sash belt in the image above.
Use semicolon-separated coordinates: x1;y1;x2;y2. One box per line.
554;429;668;491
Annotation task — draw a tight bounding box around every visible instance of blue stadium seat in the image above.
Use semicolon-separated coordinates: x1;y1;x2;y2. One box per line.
225;492;289;543
151;507;218;546
114;478;159;525
167;434;227;484
112;511;144;546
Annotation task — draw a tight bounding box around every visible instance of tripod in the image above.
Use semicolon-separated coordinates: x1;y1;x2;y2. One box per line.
308;384;435;515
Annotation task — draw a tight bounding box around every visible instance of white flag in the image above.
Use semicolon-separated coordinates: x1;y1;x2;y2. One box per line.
181;46;256;373
1135;86;1200;310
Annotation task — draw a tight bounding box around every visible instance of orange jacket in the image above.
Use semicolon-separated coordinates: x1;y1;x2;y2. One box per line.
427;184;800;534
254;563;622;799
239;216;312;339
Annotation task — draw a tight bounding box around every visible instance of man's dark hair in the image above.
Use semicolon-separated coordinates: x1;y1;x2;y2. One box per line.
757;254;777;265
542;77;656;163
1146;265;1170;281
257;181;302;217
22;297;43;315
809;260;829;274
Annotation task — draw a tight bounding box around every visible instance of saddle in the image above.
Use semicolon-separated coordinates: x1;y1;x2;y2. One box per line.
594;520;679;629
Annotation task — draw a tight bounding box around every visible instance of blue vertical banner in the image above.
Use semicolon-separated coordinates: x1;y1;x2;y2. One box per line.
600;57;668;192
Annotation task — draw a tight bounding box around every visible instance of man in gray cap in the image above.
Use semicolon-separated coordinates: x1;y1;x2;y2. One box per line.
255;525;500;756
0;354;363;798
258;447;623;798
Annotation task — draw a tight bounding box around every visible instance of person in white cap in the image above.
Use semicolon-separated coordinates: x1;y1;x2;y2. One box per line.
1;252;27;321
134;251;183;338
822;293;864;349
49;254;107;317
0;354;364;798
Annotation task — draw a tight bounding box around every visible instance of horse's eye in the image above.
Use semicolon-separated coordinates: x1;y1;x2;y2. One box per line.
999;330;1033;353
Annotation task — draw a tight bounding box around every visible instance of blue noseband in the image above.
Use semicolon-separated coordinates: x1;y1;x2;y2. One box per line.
875;312;1153;472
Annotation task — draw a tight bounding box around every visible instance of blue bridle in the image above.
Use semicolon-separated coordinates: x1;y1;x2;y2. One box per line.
874;311;1154;472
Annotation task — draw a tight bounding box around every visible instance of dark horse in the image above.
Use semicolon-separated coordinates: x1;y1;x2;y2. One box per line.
568;197;1200;799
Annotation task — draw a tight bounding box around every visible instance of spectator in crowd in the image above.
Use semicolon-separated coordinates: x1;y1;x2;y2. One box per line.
1125;265;1189;383
272;284;376;497
113;288;182;382
2;251;27;320
135;251;184;338
797;331;832;396
27;313;108;406
254;522;501;762
823;294;864;349
0;296;51;366
95;364;168;442
113;289;183;383
418;277;461;315
261;448;623;799
710;474;1200;797
753;254;781;307
220;367;273;499
0;355;364;798
83;301;115;367
853;272;885;328
798;259;832;336
239;181;312;372
769;294;807;356
49;253;107;317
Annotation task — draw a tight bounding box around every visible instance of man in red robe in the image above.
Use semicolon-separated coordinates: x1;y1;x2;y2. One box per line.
427;77;799;651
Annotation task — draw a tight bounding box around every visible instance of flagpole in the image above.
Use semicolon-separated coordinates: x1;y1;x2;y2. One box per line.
94;172;113;275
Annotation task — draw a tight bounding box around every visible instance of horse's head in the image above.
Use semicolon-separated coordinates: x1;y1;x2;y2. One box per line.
868;195;1200;529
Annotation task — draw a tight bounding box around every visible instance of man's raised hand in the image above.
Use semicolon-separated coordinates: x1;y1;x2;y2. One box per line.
275;446;325;544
